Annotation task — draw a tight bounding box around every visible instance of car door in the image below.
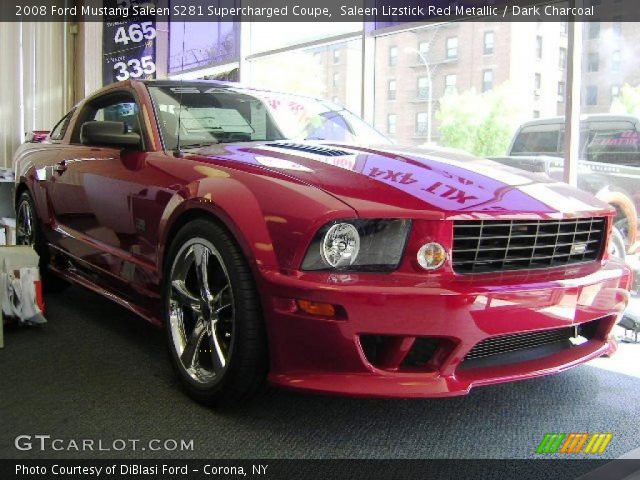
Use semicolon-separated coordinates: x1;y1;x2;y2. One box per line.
47;90;169;305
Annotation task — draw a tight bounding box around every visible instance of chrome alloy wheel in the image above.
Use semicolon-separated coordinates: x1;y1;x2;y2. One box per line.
168;238;235;385
16;198;35;246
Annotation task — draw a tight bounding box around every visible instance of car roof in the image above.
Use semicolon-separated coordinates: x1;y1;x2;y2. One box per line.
519;113;640;128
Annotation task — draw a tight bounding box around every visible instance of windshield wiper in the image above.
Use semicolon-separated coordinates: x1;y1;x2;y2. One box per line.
180;141;219;149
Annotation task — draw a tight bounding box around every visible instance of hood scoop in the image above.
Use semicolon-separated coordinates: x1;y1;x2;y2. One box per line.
265;143;351;157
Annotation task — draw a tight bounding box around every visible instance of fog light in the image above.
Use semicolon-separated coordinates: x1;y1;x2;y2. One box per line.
417;242;447;270
297;299;336;317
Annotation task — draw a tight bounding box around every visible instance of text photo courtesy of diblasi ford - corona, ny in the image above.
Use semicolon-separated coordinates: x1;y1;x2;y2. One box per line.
1;0;640;479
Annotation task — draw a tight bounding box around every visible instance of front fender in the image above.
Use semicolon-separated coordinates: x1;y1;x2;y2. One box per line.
158;173;355;273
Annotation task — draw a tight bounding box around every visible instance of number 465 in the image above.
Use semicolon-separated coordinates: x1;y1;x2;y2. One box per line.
113;56;156;81
114;22;156;45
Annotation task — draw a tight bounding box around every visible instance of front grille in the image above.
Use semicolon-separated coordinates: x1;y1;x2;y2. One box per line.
452;218;606;274
464;319;600;361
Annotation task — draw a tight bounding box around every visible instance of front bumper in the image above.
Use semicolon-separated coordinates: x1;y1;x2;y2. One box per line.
256;259;631;398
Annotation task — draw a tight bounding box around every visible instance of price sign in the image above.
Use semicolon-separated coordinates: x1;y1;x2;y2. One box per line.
102;0;158;85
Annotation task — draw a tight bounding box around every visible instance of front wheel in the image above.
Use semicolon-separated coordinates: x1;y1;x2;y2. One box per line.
164;219;268;406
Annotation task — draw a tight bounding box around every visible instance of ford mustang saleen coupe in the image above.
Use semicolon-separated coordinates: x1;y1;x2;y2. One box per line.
13;80;632;405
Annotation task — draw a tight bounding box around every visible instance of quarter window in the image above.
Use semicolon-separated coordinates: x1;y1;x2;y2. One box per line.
50;110;74;140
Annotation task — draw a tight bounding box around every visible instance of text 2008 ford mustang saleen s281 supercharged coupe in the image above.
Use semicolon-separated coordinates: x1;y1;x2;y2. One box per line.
13;80;632;405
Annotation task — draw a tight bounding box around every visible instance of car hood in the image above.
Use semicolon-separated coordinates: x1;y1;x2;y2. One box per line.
184;141;613;219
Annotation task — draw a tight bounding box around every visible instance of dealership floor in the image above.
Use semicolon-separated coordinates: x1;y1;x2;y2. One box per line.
1;286;640;460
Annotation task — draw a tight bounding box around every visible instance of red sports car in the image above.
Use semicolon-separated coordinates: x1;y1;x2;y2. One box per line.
13;80;632;405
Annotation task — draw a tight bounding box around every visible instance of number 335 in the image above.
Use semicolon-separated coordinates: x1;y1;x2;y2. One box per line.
114;56;156;81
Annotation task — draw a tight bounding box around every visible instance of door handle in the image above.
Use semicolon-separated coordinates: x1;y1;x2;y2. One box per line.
53;160;68;174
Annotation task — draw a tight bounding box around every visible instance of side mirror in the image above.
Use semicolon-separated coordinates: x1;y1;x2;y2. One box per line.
80;121;141;148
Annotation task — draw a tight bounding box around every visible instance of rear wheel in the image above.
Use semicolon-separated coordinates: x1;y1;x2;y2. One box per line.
15;190;68;292
164;219;268;406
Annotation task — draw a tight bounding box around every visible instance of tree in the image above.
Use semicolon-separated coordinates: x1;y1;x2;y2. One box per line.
610;84;640;117
435;83;526;157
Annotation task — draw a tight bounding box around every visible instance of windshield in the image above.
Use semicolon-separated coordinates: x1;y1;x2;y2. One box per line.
148;84;390;150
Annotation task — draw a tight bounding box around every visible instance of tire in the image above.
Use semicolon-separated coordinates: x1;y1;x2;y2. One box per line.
597;189;638;252
609;226;626;262
163;218;268;407
15;190;68;293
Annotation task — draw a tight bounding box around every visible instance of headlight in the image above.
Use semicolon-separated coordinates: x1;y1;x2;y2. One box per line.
320;223;361;268
301;219;411;272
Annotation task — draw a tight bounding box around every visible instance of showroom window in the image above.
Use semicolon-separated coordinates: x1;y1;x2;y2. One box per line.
446;37;458;59
388;114;397;135
388;80;397;100
482;70;493;93
246;25;362;115
389;46;398;67
483;31;495;55
371;16;573;152
578;19;640;250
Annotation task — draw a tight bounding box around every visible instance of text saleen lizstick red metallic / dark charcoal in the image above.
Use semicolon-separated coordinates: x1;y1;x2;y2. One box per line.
13;80;632;405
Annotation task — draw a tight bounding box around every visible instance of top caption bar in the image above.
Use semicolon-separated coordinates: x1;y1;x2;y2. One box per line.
1;0;637;23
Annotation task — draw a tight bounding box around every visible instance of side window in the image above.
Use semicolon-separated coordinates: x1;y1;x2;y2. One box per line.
93;101;141;134
50;110;74;141
511;128;561;156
